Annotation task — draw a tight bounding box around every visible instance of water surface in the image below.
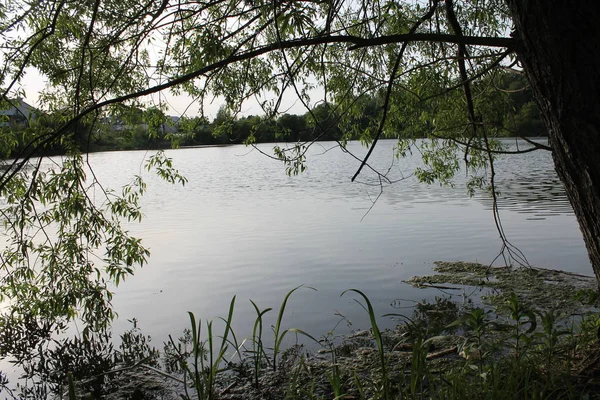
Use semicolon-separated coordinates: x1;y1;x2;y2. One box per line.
45;140;595;346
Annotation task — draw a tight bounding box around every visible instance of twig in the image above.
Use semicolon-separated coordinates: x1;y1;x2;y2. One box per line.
426;346;458;360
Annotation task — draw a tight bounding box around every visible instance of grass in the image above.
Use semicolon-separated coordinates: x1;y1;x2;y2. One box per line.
249;299;271;388
187;288;599;399
342;288;391;399
21;281;600;399
272;285;320;372
162;296;239;400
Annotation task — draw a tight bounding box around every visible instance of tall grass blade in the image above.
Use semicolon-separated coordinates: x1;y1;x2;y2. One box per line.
272;285;316;371
187;311;204;399
341;289;390;400
67;372;76;400
275;328;321;351
250;299;272;387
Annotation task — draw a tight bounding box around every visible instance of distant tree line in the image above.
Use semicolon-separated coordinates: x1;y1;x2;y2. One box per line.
2;73;544;157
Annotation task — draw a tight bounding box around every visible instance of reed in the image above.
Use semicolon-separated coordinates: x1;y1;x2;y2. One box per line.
48;288;600;400
249;299;271;388
164;296;237;400
272;285;320;372
341;288;391;400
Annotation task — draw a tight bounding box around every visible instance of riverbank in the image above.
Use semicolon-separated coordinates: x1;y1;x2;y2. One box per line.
57;262;600;400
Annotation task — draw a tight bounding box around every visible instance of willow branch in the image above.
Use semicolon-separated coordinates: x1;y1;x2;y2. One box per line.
0;30;514;189
351;0;441;181
432;134;542;154
519;135;551;151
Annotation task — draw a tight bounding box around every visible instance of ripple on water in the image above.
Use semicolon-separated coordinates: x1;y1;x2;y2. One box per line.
12;139;591;349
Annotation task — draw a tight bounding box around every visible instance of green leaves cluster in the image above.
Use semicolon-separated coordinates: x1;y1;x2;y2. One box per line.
0;0;553;389
0;150;184;367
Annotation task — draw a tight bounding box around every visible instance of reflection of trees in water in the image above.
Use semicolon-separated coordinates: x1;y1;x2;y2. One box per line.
477;175;572;217
359;171;572;215
355;140;574;219
476;155;573;217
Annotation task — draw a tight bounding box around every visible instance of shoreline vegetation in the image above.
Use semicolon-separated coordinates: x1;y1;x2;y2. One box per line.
1;73;545;158
8;262;599;400
1;2;599;399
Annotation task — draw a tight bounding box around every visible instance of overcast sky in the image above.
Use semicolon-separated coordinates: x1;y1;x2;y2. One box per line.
19;65;319;120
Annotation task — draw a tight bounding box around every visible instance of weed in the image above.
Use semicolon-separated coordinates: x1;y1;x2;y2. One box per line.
504;293;536;359
164;296;237;400
249;299;272;388
21;285;600;400
342;289;391;400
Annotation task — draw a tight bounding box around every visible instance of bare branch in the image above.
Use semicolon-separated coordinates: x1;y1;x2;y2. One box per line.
432;133;543;154
519;135;552;151
351;0;441;182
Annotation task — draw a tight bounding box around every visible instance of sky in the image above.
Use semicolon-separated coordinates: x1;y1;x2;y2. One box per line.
19;66;317;120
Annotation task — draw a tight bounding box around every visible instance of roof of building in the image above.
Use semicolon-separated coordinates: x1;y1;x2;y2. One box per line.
0;98;38;120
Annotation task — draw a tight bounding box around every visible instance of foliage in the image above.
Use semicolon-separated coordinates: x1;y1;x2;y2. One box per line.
8;318;159;399
48;287;600;400
0;150;185;379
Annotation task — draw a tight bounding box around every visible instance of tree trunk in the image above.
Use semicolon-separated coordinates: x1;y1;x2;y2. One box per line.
506;1;600;285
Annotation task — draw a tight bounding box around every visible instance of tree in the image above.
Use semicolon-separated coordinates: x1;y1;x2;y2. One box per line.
277;113;308;141
506;1;600;285
0;0;599;370
304;103;343;141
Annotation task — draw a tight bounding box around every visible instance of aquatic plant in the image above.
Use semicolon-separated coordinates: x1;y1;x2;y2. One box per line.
163;296;237;400
18;283;600;400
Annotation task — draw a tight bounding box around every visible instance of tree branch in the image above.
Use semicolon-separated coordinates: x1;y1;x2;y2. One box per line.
433;134;544;154
347;32;514;50
0;28;514;190
519;135;552;151
351;0;442;182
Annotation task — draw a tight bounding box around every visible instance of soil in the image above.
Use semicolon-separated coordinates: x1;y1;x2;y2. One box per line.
88;262;600;399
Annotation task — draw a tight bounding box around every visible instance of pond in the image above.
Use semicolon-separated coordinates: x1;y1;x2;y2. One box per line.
59;138;582;349
10;139;591;358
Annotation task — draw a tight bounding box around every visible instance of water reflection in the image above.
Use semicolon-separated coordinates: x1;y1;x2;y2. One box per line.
474;141;573;218
322;138;573;220
1;139;589;359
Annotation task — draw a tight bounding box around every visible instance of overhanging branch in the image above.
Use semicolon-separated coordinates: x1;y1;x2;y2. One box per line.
347;32;514;50
81;32;514;111
0;31;514;190
434;134;546;154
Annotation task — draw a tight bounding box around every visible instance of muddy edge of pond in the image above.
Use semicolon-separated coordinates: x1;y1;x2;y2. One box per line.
407;261;598;314
100;261;600;400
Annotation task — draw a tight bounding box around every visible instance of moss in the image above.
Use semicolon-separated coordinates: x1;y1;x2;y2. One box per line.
406;261;599;315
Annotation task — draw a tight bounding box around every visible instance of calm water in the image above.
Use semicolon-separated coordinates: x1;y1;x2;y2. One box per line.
13;140;594;353
66;138;585;347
